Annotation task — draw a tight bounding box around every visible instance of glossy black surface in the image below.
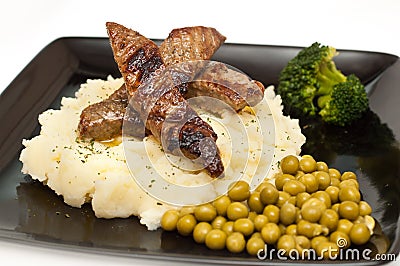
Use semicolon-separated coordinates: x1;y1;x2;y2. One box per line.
0;38;399;265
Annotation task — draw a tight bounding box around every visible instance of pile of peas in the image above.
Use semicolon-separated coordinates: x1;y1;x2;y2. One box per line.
160;155;374;258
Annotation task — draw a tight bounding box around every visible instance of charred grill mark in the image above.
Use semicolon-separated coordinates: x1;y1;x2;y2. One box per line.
205;156;225;178
179;116;223;178
106;22;163;97
126;47;164;87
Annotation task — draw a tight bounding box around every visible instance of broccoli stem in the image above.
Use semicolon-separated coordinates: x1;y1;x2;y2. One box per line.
317;95;331;109
316;61;347;96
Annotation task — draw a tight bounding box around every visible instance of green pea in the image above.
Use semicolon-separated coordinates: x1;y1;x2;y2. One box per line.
213;195;231;216
205;229;227;250
277;235;296;255
339;179;359;190
211;216;227;229
246;236;265;256
339;201;359;221
301;198;326;223
275;174;295;191
226;232;246;253
325;186;340;204
359;201;372;216
276;191;291;208
254;214;269;232
194;203;217;222
330;178;341;187
296;192;311;208
222;221;234;236
193;222;213;244
177;214;197;236
299;174;319;193
261;223;281;244
280;155;299;174
316;161;329;172
233;218;254;236
295;235;311;253
228;181;250;201
160;210;179;231
248;211;257;222
341;171;357;181
179;206;195;217
337;219;354;235
280;202;297;226
260;183;279;205
338;186;361;203
263;205;280;224
331;203;340;213
311;235;329;250
227;202;249;221
349;223;370;245
297;220;327;238
295;171;305;179
312;191;332;209
315;171;331;190
248;192;265;213
299;156;317;173
283;180;306;196
328;168;341;179
319;209;339;232
250;232;263;239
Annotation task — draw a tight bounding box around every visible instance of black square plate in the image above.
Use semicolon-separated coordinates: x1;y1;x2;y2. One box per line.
0;37;399;265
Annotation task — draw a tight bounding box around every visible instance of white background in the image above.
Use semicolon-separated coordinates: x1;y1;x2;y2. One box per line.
0;0;399;265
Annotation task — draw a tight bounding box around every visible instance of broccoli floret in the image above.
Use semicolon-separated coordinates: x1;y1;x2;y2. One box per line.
319;74;369;126
277;42;369;126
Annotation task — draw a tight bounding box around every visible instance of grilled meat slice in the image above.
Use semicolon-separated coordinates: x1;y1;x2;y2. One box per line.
78;84;129;140
159;26;226;95
160;26;226;65
78;25;263;144
78;22;164;141
160;26;264;111
189;62;265;111
107;22;224;178
106;22;164;97
77;26;227;141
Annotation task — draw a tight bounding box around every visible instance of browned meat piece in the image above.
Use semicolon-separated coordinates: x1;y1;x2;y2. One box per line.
107;22;224;178
189;62;265;111
160;26;226;66
106;22;164;97
77;26;227;141
78;25;264;144
160;27;264;111
159;26;225;95
78;84;129;140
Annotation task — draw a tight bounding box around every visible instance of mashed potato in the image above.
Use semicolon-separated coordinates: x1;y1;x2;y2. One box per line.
20;76;305;230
